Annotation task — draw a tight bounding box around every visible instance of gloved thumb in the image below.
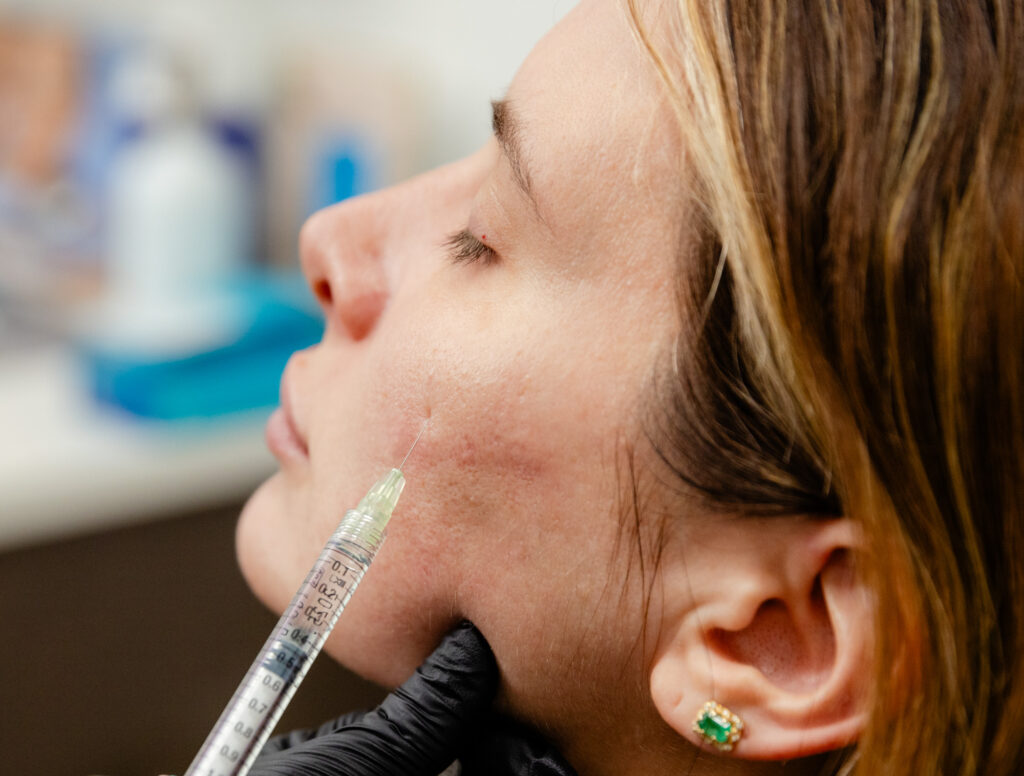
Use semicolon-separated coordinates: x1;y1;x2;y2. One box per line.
250;621;497;776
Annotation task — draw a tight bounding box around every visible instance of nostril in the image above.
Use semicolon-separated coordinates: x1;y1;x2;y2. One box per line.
313;279;333;307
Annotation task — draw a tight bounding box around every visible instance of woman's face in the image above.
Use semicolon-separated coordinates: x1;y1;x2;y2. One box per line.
238;0;685;763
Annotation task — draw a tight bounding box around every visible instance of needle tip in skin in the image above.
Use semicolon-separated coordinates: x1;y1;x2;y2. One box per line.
399;421;429;471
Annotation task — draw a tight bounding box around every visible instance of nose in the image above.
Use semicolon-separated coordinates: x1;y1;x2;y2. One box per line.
298;148;491;341
299;195;391;342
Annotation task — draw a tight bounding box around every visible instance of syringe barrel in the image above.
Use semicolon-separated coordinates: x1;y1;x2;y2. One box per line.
182;509;387;776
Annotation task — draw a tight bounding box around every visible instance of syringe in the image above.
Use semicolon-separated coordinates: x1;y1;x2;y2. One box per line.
183;435;421;776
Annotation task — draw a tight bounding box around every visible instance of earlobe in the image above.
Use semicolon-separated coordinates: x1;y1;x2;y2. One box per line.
649;517;873;760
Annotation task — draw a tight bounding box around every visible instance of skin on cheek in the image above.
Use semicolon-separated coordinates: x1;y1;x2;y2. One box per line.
388;310;544;471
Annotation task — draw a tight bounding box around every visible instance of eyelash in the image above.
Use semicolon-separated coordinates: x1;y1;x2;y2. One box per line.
444;229;498;266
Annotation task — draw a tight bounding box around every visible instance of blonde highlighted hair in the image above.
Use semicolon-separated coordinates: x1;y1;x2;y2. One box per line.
629;1;1024;773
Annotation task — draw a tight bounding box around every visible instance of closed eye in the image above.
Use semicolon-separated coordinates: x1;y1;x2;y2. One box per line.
444;229;498;266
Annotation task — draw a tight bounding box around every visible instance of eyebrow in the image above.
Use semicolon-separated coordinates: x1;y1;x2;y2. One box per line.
491;98;540;212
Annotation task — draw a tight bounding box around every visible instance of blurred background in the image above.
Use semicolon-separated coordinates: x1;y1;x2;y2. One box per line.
0;1;568;773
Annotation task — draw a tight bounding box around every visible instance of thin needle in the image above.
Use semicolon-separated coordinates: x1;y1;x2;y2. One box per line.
399;421;428;470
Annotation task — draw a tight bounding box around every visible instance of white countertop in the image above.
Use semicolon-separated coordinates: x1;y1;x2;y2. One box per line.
0;346;276;550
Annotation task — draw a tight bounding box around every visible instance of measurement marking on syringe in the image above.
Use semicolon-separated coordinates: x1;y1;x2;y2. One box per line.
262;637;311;681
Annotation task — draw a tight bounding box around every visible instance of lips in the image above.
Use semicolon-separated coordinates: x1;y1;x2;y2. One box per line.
266;372;309;462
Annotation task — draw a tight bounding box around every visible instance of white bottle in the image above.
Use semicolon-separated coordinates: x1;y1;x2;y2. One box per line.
102;50;250;352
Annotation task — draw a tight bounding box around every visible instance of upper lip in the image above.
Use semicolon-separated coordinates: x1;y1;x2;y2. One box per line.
280;368;310;456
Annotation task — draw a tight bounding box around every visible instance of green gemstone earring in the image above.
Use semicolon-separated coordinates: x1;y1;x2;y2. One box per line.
693;700;744;752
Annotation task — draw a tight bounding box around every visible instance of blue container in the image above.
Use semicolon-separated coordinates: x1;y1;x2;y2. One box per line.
81;272;324;420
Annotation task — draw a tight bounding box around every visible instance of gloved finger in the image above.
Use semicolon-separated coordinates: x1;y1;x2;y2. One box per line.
261;710;366;754
459;713;578;776
250;621;497;776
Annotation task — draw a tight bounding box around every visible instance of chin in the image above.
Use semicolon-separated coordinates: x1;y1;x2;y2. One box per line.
235;475;297;619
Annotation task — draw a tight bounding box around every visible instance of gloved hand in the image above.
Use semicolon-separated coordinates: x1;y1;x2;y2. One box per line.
457;713;579;776
250;621;577;776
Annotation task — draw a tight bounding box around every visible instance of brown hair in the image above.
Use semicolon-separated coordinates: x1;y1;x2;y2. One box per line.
628;0;1024;773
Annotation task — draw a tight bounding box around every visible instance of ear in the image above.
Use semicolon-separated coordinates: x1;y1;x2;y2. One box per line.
649;515;872;760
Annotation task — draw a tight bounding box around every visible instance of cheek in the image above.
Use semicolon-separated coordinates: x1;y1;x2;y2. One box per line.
385;293;617;463
364;300;553;474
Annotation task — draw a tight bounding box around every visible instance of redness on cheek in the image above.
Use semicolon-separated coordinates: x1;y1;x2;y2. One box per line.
481;234;487;241
440;430;548;490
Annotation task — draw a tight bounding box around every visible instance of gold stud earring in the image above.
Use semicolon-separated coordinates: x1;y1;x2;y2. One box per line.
693;700;744;752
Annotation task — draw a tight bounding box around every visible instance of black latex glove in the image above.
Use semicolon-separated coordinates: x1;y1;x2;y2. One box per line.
458;713;578;776
249;621;576;776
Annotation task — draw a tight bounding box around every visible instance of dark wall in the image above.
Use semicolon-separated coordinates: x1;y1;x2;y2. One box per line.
0;504;386;776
